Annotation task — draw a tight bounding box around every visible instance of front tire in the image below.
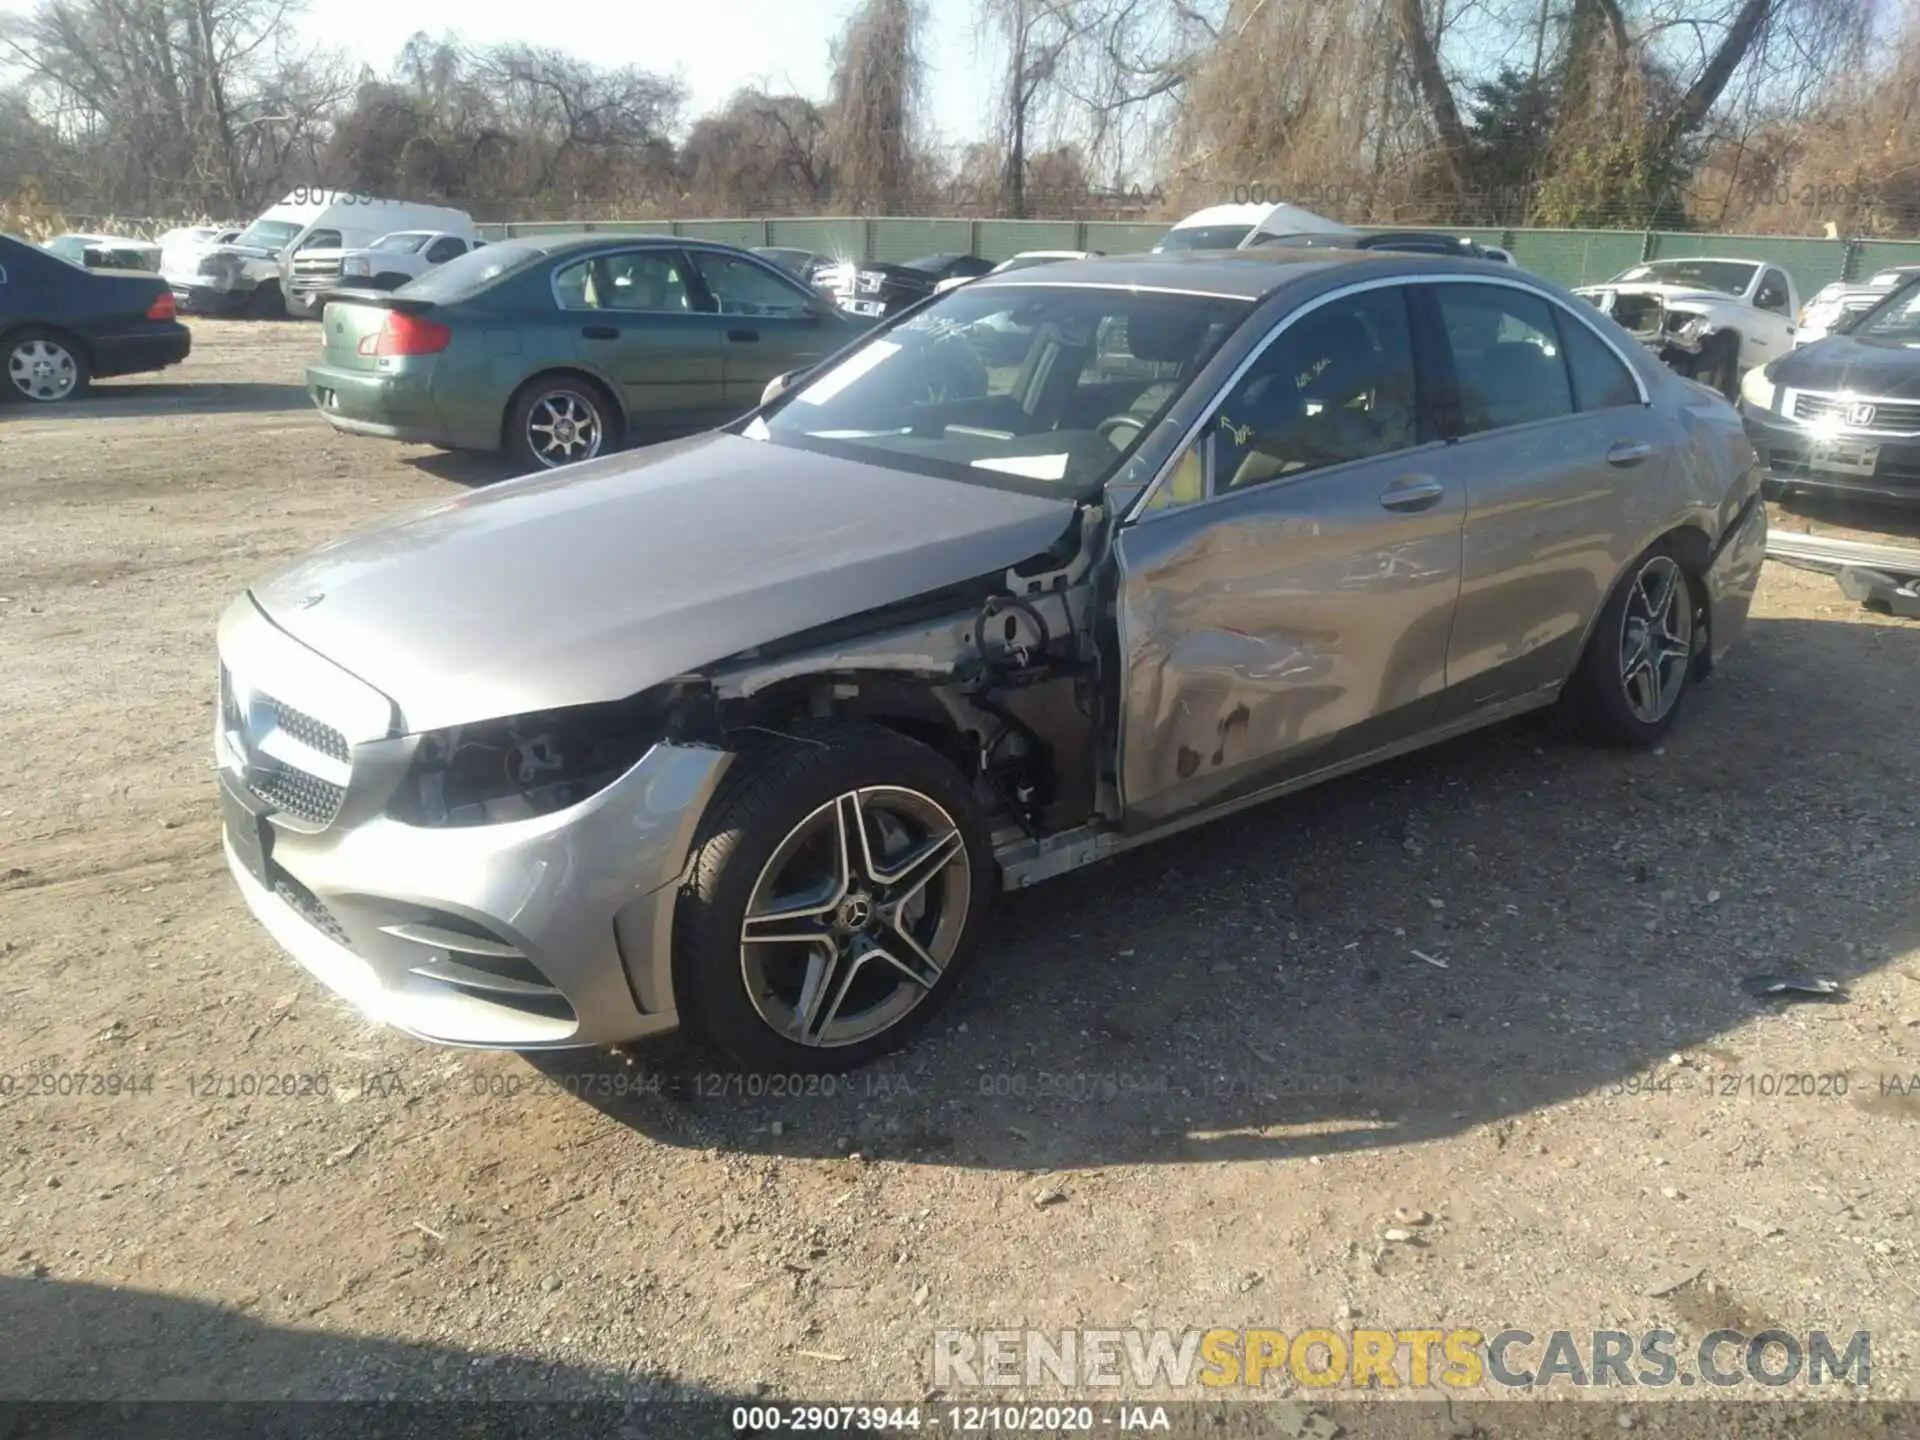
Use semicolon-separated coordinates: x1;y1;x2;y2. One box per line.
1562;540;1700;746
673;723;995;1072
506;375;617;472
5;328;90;403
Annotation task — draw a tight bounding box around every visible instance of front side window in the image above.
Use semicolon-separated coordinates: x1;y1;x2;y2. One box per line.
424;236;467;264
298;229;342;252
1146;286;1420;508
1754;270;1791;314
1433;284;1574;434
1556;309;1642;411
554;250;693;312
234;219;301;250
744;285;1249;497
686;251;812;317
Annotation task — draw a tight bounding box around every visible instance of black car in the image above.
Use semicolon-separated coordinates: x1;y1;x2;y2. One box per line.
1;234;191;403
817;251;997;318
1250;230;1514;263
1741;273;1920;505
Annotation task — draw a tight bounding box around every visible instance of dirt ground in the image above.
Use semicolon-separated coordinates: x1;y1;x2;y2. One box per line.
2;319;1918;1432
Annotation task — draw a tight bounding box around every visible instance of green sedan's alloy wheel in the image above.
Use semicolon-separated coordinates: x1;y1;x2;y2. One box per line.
7;332;87;402
512;381;611;470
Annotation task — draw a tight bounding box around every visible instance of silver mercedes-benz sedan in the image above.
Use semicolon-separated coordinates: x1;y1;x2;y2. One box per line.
215;248;1769;1070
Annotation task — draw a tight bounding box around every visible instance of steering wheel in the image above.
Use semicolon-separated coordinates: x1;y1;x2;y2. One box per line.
1096;413;1146;448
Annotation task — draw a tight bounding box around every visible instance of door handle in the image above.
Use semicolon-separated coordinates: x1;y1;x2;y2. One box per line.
580;325;618;340
728;328;761;343
1606;440;1654;467
1379;475;1446;512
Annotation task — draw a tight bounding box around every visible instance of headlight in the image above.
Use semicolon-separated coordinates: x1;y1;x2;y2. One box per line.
1675;313;1710;341
1739;364;1777;410
386;696;667;828
342;257;371;276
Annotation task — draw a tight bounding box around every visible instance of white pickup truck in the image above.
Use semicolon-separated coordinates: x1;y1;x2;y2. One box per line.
1574;257;1798;399
282;229;481;317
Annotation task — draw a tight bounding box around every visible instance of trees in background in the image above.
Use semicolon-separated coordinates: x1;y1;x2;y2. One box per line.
1;0;1917;233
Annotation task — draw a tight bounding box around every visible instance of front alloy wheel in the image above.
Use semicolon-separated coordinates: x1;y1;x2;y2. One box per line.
7;334;85;403
675;723;994;1071
1619;554;1693;725
740;787;970;1048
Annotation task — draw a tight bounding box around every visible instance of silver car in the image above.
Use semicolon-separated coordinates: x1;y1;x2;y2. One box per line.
214;250;1769;1070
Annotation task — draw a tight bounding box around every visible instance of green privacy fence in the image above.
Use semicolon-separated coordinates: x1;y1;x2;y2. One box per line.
476;216;1920;301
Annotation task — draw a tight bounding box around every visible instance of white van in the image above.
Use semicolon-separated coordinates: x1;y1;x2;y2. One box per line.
166;191;476;317
1152;202;1357;253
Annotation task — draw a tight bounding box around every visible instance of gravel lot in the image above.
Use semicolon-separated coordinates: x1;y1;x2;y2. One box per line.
2;320;1918;1432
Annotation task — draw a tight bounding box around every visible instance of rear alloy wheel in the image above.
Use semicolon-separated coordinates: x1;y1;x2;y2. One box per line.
6;331;89;403
508;380;613;472
674;724;994;1071
1563;539;1699;746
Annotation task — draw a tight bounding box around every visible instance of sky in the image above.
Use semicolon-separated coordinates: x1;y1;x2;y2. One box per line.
0;0;1001;145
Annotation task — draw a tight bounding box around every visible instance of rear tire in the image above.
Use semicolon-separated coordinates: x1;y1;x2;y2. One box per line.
5;328;90;403
1561;538;1700;747
505;374;619;472
673;722;995;1073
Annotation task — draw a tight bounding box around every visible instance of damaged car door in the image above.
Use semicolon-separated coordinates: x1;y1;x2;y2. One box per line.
1113;281;1466;831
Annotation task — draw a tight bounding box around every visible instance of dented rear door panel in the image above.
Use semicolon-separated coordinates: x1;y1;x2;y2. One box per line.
1111;450;1466;833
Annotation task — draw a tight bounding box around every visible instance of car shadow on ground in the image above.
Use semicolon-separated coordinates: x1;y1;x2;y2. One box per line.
0;1275;761;1435
528;611;1920;1171
34;382;314;419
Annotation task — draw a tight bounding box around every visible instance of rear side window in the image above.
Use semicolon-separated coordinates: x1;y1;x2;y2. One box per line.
1433;285;1574;434
1556;311;1641;411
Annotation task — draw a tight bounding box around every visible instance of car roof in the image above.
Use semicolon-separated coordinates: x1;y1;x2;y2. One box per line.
965;246;1525;301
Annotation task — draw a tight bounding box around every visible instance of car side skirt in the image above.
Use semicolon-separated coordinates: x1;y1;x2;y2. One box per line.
994;686;1561;890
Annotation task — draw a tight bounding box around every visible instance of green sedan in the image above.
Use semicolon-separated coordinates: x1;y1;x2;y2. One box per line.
307;235;875;471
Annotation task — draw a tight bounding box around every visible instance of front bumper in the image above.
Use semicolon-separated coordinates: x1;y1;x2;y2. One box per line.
1742;402;1920;504
215;594;732;1049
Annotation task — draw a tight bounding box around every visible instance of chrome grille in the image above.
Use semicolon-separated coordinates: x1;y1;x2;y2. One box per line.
1792;393;1920;433
266;698;349;765
250;766;346;826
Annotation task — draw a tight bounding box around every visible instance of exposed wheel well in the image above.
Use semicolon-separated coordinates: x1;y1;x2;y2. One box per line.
726;677;978;781
502;369;627;447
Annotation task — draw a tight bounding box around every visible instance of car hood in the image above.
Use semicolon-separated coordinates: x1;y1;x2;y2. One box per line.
1766;335;1920;397
1575;283;1742;309
251;431;1078;733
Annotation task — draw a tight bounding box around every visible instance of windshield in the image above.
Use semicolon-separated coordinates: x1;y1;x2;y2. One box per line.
1154;224;1256;252
1868;268;1919;288
397;241;543;300
1850;277;1920;346
1611;259;1758;296
234;219;302;251
902;253;963;273
370;232;432;254
742;284;1251;498
995;255;1068;273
